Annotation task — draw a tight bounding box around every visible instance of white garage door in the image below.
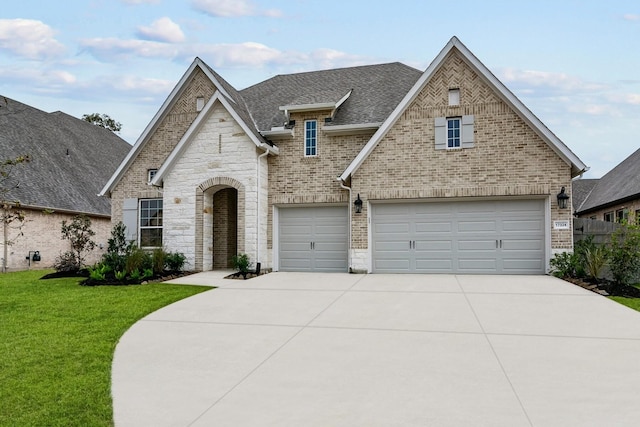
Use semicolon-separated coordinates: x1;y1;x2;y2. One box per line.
372;199;545;274
278;206;348;272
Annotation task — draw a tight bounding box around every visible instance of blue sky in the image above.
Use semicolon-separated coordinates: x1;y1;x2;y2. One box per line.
1;0;639;178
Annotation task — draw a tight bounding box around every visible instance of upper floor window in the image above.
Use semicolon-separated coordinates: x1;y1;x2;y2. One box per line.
196;97;205;112
147;169;158;183
139;199;163;248
447;118;461;148
616;208;628;223
435;115;474;150
305;120;317;156
604;211;614;222
636;209;640;225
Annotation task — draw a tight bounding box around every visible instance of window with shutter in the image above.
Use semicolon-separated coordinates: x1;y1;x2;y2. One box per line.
434;115;474;150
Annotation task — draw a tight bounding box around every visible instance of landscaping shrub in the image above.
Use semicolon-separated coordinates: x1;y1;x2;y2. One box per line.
152;248;166;276
165;251;186;272
60;215;96;271
125;246;152;276
549;251;580;279
101;221;133;273
53;251;82;273
609;223;640;286
231;253;251;274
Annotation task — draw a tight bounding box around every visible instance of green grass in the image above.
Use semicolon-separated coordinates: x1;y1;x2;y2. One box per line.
0;270;211;426
610;296;640;312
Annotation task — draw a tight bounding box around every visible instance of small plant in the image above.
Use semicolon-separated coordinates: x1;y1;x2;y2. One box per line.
88;264;109;281
60;215;96;271
125;246;151;276
129;269;141;281
165;251;186;272
142;268;154;280
583;245;608;280
231;253;251;274
54;251;81;273
102;221;133;273
549;251;579;278
115;270;127;281
152;248;167;275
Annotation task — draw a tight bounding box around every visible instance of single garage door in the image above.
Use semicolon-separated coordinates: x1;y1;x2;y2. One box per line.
372;199;545;274
278;206;348;272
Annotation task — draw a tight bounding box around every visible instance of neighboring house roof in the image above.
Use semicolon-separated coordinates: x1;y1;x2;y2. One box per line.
575;146;640;214
340;37;588;181
571;178;599;212
0;96;131;216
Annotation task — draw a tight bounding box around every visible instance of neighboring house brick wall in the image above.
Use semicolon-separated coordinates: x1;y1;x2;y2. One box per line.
351;50;573;258
580;200;640;223
110;69;216;235
162;101;265;271
2;209;110;271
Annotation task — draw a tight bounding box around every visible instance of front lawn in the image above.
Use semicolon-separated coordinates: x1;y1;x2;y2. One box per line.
0;270;210;426
610;296;640;312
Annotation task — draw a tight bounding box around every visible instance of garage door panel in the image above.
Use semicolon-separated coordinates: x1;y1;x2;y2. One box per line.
279;206;347;272
373;200;545;274
415;221;452;233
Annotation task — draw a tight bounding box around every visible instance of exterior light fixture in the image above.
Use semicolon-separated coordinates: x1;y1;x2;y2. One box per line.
354;194;363;214
557;187;569;209
26;251;41;266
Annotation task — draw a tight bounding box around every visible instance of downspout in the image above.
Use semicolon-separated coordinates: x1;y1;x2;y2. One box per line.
257;145;271;265
338;177;352;272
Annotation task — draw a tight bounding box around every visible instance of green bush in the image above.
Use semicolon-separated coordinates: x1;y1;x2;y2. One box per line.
583;245;609;280
165;251;186;272
125;246;151;276
231;253;251;274
549;251;579;278
609;223;640;285
53;251;81;273
101;222;134;273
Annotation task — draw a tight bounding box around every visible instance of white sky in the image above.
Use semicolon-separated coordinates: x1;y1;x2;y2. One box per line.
1;0;639;178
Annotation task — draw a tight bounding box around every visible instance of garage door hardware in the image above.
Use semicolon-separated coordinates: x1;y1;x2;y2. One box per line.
310;242;315;249
409;241;416;249
496;240;503;248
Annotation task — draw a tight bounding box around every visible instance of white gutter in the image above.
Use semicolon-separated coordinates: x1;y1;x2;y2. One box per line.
256;145;271;266
337;177;352;272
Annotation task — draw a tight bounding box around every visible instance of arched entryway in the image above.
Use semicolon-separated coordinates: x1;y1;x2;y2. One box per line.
195;177;245;271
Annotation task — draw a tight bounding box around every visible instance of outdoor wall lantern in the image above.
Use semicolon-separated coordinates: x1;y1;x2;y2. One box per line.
557;187;569;209
26;251;41;266
354;194;363;214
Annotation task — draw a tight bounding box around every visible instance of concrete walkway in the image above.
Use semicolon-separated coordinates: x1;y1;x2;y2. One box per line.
112;273;640;426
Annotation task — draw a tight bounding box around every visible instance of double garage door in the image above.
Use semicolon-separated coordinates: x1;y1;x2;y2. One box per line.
278;206;348;272
372;199;545;274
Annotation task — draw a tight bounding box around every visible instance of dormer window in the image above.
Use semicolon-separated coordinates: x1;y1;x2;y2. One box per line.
305;120;317;156
147;169;158;183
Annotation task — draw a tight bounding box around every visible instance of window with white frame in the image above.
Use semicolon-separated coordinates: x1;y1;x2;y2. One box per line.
447;117;461;148
435;115;474;150
139;199;163;247
147;169;158;183
616;208;628;223
305;120;317;156
604;211;614;222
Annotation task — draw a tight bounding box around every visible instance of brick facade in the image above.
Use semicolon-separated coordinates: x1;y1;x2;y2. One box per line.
2;208;111;271
580;200;640;224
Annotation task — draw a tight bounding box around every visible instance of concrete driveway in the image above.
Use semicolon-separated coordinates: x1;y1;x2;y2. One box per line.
112;272;640;426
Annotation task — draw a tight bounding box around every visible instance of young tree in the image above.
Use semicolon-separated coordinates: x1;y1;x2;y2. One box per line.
82;113;122;133
59;214;96;271
1;155;31;273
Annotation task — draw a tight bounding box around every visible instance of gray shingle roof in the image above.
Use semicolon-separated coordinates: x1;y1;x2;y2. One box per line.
571;178;598;212
0;96;131;215
576;146;640;214
239;62;422;131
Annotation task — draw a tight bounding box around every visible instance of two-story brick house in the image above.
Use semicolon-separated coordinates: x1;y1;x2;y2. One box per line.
100;37;587;274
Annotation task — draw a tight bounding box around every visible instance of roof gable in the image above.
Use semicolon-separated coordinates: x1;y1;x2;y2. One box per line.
151;91;277;186
339;37;588;182
100;58;266;196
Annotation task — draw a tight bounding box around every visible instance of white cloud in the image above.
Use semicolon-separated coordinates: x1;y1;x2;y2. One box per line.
623;14;640;21
137;17;185;43
0;67;76;89
0;19;65;60
500;68;608;95
79;38;180;61
191;0;282;17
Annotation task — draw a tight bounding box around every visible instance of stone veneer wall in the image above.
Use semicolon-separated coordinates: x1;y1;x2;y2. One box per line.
163;101;267;271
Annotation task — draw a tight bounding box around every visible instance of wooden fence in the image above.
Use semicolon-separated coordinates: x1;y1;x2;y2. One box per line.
573;218;621;245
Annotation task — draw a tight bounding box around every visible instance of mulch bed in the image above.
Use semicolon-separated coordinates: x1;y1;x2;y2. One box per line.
224;270;270;280
40;270;196;286
563;277;640;298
